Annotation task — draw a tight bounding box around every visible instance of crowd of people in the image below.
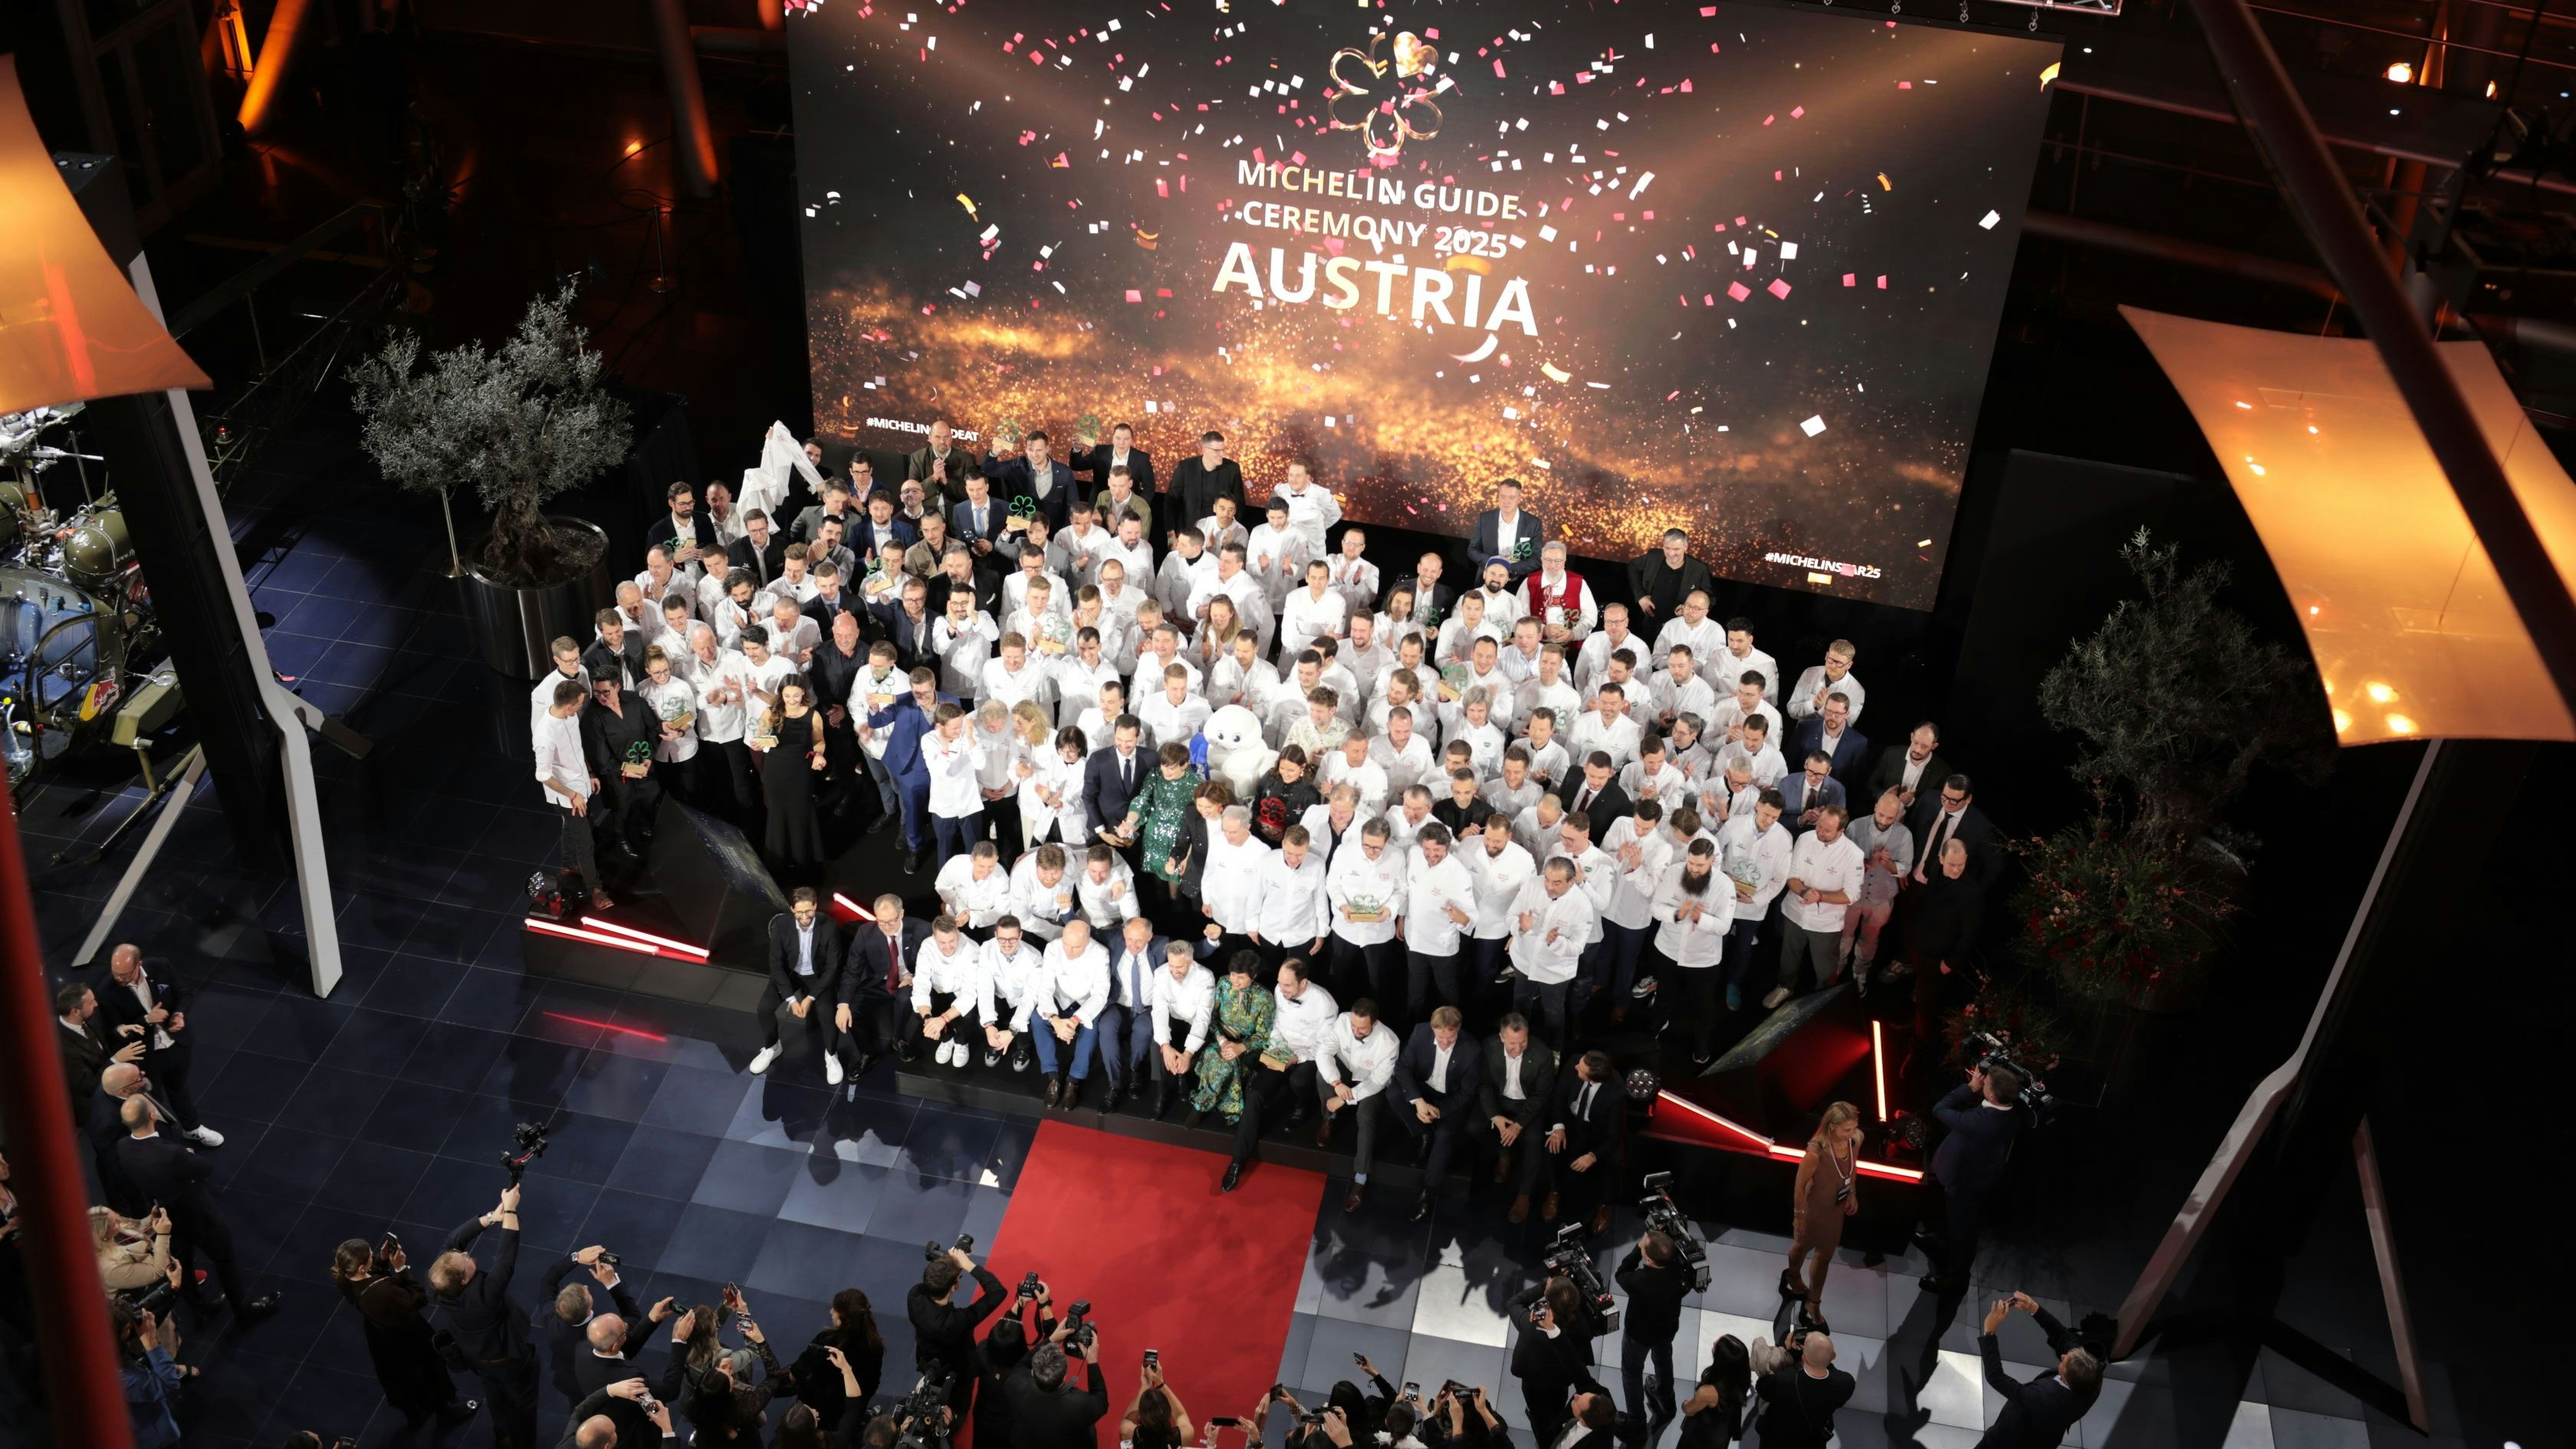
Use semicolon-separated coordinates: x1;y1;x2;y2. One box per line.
540;423;2010;1211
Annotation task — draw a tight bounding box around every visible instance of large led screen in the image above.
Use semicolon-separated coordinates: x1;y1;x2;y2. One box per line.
789;1;2058;610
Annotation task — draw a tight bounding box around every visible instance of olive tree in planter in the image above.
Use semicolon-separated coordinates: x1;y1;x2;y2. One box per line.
2028;528;2333;1014
349;281;631;678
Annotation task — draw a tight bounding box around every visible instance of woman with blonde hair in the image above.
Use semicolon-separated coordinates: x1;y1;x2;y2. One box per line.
1010;706;1072;849
1198;596;1243;667
1782;1101;1861;1325
91;1205;193;1369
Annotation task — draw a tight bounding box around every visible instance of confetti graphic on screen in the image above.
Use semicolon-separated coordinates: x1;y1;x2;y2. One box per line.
788;2;2058;610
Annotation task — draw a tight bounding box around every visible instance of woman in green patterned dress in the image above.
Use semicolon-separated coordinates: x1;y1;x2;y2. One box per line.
1117;741;1201;924
1187;953;1273;1129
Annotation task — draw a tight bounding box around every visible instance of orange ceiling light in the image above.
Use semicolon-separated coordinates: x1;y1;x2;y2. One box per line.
0;58;210;414
2125;307;2576;746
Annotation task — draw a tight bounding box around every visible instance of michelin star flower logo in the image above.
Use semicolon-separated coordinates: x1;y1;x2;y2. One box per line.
1326;29;1453;165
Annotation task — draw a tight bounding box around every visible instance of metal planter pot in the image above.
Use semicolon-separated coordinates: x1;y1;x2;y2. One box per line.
458;516;613;680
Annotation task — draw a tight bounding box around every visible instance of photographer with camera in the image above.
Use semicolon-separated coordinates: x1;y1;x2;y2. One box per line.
110;1297;184;1449
429;1183;540;1449
89;1205;186;1362
558;1371;683;1449
1119;1358;1195;1449
1973;1292;2101;1449
1915;1061;2029;1296
545;1245;642;1409
1612;1230;1691;1441
333;1234;476;1429
672;1286;795;1444
1003;1333;1109;1449
972;1273;1057;1446
777;1343;879;1449
793;1287;888;1430
1506;1279;1606;1445
1750;1329;1850;1449
909;1240;1005;1416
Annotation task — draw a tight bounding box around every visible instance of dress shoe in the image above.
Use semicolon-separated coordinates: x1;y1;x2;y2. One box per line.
1044;1074;1065;1109
1221;1160;1245;1193
1153;1083;1177;1121
1508;1193;1531;1224
1181;1108;1208;1130
1313;1118;1335;1148
1342;1183;1366;1214
1539;1191;1560;1222
1918;1274;1960;1296
1409;1191;1432;1222
900;851;922;873
238;1293;282;1322
1061;1076;1086;1110
1589;1204;1612;1235
1102;1080;1128;1114
1286;1102;1313;1129
869;813;899;834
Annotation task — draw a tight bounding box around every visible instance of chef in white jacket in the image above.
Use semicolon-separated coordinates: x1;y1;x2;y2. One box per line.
1313;1003;1401;1209
975;919;1045;1069
1596;807;1675;1020
1197;806;1276;953
1506;859;1598;1050
1247;826;1332;964
1025;917;1110;1106
1325;819;1408;1016
1146;943;1218;1117
910;918;987;1067
1400;824;1477;1030
1461;814;1537;1006
1653;840;1737;1065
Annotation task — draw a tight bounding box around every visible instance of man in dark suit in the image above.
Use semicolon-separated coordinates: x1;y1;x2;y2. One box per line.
1624;530;1714;631
1093;918;1172;1116
1612;1230;1694;1441
1469;478;1549;585
1975;1293;2102;1449
863;667;955;872
1911;773;1999;890
556;1372;679;1449
1069;422;1155;501
1539;1050;1622;1234
1390;1006;1484;1221
752;889;847;1083
949;475;1012;567
540;1247;640;1410
1866;719;1953;825
1508;1277;1609;1445
1562;757;1629;838
791;479;862;548
801;567;860;639
429;1185;540;1449
54;981;139;1122
583;608;649;693
1004;1339;1109;1449
93;945;219;1147
905;419;982;517
580;675;662;857
1753;1332;1854;1449
1081;718;1152;849
566;1294;678;1403
982;429;1082;531
1778;753;1848;836
1917;1062;2030;1295
652;480;716;570
909;1244;1007;1414
1163;431;1245;543
116;1095;278;1318
1792;702;1870;789
90;1065;154;1215
870;577;941;675
1477;1015;1560;1222
843;894;931;1071
727;509;790;588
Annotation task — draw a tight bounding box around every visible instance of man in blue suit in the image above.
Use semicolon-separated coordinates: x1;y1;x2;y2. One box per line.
1081;716;1152;852
1917;1063;2030;1295
1093;915;1171;1115
981;429;1083;531
1389;1006;1484;1221
1777;752;1848;836
1973;1293;2101;1449
864;666;957;872
1791;695;1870;790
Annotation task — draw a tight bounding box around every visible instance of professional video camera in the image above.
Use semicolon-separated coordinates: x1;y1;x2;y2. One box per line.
1962;1030;2058;1129
502;1122;550;1182
893;1368;955;1449
1637;1171;1711;1292
922;1233;975;1260
1539;1224;1621;1334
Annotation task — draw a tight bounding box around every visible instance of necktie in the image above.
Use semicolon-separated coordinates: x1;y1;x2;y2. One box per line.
1576;786;1595;812
885;932;904;991
1576;1081;1595;1119
1122;753;1135;794
1130;953;1148;1007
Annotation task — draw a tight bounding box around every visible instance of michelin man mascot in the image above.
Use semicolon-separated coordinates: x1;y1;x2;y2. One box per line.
1199;704;1277;801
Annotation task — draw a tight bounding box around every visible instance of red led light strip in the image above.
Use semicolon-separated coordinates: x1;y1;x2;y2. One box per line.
521;917;710;964
1871;1018;1889;1122
580;916;711;958
540;1010;670;1043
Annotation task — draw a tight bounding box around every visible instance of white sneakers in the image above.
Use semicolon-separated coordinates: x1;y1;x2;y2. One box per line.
183;1125;225;1148
748;1044;781;1076
825;1052;846;1086
935;1040;973;1068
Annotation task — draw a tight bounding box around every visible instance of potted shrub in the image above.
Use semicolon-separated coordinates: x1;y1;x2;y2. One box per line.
2030;529;2333;1011
349;282;632;678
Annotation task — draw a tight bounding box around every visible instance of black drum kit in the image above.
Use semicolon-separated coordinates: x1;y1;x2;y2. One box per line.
0;405;160;790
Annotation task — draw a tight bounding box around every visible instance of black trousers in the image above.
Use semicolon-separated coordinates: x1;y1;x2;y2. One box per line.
596;771;662;849
1392;1092;1470;1187
169;1207;248;1306
475;1352;540;1449
1620;1328;1678;1425
703;738;761;826
757;981;846;1052
1539;1144;1614;1220
1401;948;1463;1029
1234;1059;1318;1162
1512;977;1574;1053
1473;1114;1549;1196
849;995;904;1062
1326;934;1400;1010
143;1042;202;1132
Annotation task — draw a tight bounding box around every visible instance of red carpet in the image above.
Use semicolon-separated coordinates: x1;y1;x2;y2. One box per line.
978;1122;1324;1448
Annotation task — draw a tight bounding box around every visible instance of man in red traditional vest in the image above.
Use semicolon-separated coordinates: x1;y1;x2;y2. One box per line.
1521;540;1600;649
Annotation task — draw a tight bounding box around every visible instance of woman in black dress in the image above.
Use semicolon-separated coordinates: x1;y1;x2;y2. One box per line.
1677;1334;1752;1449
331;1239;474;1428
758;674;830;876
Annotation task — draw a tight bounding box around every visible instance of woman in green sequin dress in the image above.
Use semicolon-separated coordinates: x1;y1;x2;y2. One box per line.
1188;955;1273;1122
1128;742;1203;879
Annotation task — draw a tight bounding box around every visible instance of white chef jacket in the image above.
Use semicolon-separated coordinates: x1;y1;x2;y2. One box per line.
1198;833;1275;934
934;856;1017;929
1464;840;1538;941
1150;964;1218;1053
1780;832;1868;934
1249;850;1332;946
912;936;984;1013
1270;981;1341;1063
1023;938;1110;1030
1401;853;1476;955
1315;1013;1398;1098
1506;877;1597;985
1326;842;1407;947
